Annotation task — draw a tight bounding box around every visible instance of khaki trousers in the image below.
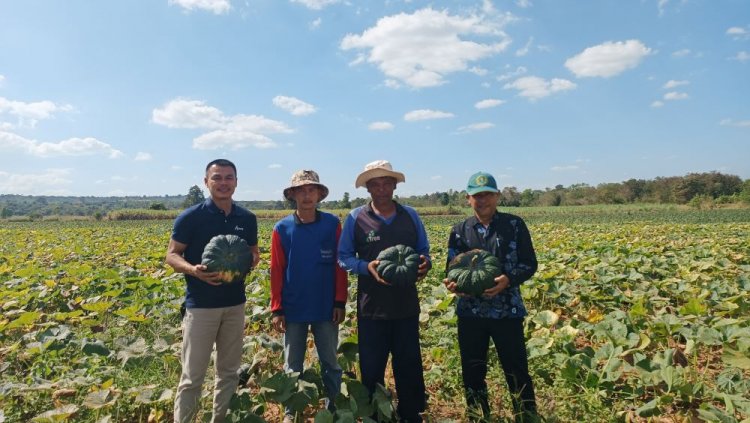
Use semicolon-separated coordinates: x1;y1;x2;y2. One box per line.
174;304;245;423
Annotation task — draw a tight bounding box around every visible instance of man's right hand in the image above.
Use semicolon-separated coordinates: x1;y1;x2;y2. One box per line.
272;315;286;333
191;264;222;286
443;278;467;297
367;260;391;286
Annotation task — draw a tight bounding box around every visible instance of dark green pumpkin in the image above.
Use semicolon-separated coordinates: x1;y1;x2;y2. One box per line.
447;249;502;296
375;244;420;287
201;234;252;284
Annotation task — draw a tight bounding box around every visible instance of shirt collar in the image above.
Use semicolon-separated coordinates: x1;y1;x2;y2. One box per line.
468;211;499;228
293;210;320;225
204;198;235;215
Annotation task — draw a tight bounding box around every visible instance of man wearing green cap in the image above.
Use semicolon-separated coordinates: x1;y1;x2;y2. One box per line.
443;171;539;422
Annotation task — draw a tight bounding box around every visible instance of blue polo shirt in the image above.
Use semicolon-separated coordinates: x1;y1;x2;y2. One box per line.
172;198;258;308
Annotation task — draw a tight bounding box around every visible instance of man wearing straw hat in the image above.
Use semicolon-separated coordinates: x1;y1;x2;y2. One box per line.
338;160;432;422
270;170;348;423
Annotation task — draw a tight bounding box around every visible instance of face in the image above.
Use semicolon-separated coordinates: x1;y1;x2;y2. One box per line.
204;164;237;201
291;185;321;212
366;177;396;203
467;191;499;220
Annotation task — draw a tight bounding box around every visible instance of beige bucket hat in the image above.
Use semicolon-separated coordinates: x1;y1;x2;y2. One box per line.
354;160;406;188
283;170;329;201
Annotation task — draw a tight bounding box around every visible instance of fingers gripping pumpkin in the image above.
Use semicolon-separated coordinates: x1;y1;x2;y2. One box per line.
201;234;253;284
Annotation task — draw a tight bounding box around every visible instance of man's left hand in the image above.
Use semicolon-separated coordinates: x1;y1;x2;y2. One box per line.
417;255;431;280
332;308;345;325
483;274;510;297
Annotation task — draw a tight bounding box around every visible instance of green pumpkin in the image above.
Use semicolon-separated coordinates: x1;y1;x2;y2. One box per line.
375;244;420;287
446;249;502;296
201;234;252;284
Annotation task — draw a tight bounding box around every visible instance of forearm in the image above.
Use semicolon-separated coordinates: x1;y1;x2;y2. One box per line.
337;213;368;275
165;252;195;276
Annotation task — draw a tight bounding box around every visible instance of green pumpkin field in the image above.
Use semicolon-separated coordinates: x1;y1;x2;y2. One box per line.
1;206;749;422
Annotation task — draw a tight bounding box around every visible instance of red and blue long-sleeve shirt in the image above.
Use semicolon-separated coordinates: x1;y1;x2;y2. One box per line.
270;211;348;322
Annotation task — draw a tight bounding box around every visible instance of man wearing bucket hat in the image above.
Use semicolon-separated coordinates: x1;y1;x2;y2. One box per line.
443;171;539;422
270;170;348;422
338;160;432;422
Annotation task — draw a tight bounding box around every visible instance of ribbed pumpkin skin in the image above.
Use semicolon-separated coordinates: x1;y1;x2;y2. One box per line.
447;249;501;296
375;244;420;287
201;234;252;284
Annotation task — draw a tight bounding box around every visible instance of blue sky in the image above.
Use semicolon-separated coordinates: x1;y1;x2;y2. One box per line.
1;0;748;201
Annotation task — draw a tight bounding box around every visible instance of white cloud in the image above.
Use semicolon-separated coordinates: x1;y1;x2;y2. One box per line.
565;39;652;78
134;152;152;161
0;131;123;158
475;99;505;109
273;95;317;116
458;122;495;132
310;18;322;30
152;99;227;129
384;79;401;89
515;0;532;8
671;48;691;57
193;130;276;150
664;91;688;100
731;51;750;62
0;75;5;87
0;96;74;128
497;66;527;81
403;109;455;121
0;168;72;195
515;37;533;57
268;163;282;168
551;165;579;171
368;121;394;131
657;0;669;16
431;175;442;180
726;26;750;40
663;79;689;89
651;100;664;108
290;0;340;10
152;98;293;150
168;0;230;14
720;118;750;127
504;76;576;100
35;137;124;158
469;66;488;76
340;7;514;88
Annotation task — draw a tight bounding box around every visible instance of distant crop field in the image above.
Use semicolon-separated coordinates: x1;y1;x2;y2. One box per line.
0;207;748;422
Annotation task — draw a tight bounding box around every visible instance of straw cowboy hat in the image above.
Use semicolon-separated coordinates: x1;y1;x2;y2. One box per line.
283;170;329;201
354;160;406;188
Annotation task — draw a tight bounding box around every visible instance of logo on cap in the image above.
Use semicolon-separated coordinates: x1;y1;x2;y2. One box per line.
475;175;488;186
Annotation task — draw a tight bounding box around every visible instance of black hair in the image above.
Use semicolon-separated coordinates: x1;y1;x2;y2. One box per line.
205;159;237;176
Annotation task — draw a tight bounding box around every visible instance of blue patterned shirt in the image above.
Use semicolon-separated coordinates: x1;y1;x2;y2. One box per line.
445;211;537;319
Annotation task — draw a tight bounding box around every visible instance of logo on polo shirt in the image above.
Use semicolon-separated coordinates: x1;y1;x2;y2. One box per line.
234;226;244;231
366;230;380;243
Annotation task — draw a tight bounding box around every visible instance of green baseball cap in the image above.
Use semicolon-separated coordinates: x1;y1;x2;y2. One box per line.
466;171;499;195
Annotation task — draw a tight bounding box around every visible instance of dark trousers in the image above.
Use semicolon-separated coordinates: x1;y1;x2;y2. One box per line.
457;316;537;422
358;316;426;422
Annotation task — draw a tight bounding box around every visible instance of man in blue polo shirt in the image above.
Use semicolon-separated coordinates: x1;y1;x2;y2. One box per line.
338;160;431;423
166;159;260;423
